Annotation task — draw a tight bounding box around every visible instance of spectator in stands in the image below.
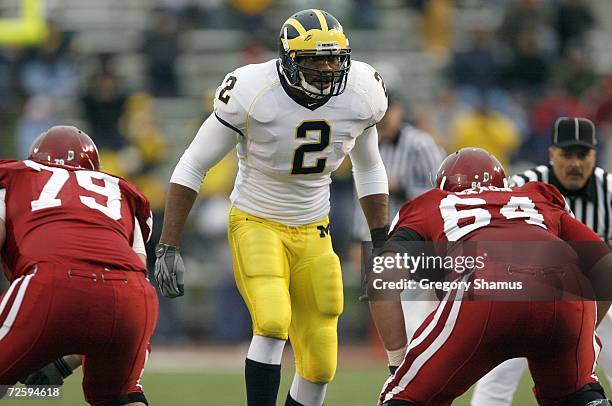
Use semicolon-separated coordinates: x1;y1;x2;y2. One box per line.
229;0;271;33
449;96;520;169
451;25;505;112
552;46;596;98
421;0;454;59
0;50;17;154
0;51;13;114
239;40;269;65
81;56;128;151
178;1;213;29
594;76;612;166
18;20;78;103
141;8;181;97
555;0;595;55
521;88;592;164
122;93;168;172
15;95;58;159
351;0;379;30
504;29;551;99
498;0;555;54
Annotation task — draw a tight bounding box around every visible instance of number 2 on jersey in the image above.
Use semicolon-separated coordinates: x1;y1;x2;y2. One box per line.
25;160;122;220
217;75;237;104
291;120;331;175
440;194;546;241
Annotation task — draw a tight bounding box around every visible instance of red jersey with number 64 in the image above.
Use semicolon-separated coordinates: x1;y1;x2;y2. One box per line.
391;182;599;243
0;159;152;281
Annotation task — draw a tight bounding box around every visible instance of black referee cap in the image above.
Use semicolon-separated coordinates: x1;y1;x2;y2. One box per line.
552;117;597;149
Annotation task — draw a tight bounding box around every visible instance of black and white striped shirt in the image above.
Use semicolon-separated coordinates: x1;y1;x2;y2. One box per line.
353;124;445;240
510;165;612;242
379;124;446;201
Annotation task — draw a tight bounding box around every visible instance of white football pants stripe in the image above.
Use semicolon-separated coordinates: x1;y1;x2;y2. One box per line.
0;273;36;342
136;346;150;390
379;288;454;401
383;275;469;403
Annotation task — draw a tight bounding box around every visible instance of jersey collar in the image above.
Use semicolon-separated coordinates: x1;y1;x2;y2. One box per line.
276;60;331;111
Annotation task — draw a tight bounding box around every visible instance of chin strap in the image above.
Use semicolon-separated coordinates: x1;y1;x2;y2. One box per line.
297;72;331;98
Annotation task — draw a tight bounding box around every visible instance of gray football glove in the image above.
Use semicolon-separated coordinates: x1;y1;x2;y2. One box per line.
154;243;185;298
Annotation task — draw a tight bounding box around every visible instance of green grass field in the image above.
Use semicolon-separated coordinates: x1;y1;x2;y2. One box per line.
4;365;604;405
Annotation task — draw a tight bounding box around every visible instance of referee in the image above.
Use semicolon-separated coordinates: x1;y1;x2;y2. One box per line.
472;116;612;406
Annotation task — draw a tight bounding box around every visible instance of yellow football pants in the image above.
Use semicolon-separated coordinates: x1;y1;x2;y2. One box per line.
228;206;343;384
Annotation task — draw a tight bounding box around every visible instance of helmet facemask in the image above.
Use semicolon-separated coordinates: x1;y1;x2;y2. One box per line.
280;46;351;99
278;9;351;101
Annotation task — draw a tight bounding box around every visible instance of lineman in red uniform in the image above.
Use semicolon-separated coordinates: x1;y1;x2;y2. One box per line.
371;148;612;406
0;126;158;406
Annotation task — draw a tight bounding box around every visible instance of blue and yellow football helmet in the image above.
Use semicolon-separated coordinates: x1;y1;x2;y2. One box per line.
279;9;351;99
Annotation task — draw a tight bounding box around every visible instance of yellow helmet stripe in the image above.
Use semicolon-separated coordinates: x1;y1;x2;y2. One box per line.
286;18;307;36
312;9;328;31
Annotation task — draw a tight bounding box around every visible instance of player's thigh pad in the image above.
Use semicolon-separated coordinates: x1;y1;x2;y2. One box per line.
229;215;291;339
290;252;343;383
309;252;343;317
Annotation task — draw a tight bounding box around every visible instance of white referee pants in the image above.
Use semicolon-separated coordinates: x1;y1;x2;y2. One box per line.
471;310;612;406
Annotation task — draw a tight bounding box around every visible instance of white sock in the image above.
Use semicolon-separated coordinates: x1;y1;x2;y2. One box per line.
289;373;327;406
246;335;286;365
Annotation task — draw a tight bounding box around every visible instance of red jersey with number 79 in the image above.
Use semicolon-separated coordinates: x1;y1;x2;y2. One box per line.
0;159;152;281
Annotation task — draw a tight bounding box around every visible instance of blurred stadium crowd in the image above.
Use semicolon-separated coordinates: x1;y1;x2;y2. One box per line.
0;0;611;344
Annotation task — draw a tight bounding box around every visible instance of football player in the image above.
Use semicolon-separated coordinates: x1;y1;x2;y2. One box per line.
0;126;158;406
371;148;612;405
154;9;389;406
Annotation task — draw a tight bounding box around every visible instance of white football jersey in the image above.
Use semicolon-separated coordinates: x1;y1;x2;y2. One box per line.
213;59;387;225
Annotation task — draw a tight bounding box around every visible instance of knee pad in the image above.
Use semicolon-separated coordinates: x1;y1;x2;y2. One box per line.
108;391;148;405
296;325;338;384
237;227;285;279
310;253;343;316
561;383;611;406
253;295;291;339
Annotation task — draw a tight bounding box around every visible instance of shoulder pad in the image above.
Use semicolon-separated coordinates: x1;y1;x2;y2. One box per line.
522;181;568;211
213;61;279;134
391;188;444;236
347;61;388;125
0;159;23;187
0;159;18;165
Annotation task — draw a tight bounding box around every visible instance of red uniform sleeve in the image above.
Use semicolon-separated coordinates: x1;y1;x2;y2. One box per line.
121;180;153;244
391;189;444;240
137;198;153;244
533;182;570;212
0;160;18;188
560;212;610;273
560;212;602;242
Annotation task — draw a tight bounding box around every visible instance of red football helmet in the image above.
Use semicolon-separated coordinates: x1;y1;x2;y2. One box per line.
28;126;100;171
435;148;507;192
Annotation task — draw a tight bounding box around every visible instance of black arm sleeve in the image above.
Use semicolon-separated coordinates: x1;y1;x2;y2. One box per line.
381;227;445;283
380;227;424;254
